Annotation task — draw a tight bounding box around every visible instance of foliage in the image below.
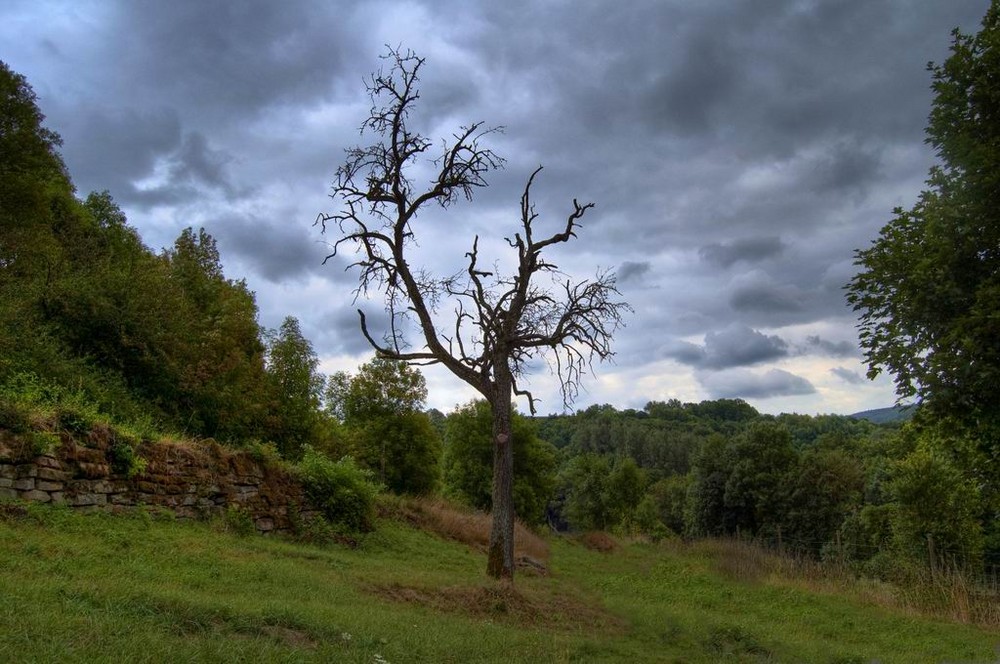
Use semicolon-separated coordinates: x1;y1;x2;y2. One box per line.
442;400;557;525
847;4;1000;432
329;357;440;495
264;316;326;460
296;446;380;533
555;454;649;533
889;443;983;564
0;61;330;452
223;505;257;537
109;435;147;478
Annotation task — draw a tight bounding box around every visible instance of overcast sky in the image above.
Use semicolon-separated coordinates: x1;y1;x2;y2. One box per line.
1;0;988;416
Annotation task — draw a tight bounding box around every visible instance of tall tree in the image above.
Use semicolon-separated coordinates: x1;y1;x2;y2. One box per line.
847;3;1000;430
266;316;325;459
320;48;629;580
443;400;556;525
327;357;440;495
847;4;1000;545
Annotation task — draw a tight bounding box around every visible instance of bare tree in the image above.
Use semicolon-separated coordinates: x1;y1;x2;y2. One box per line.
319;48;629;581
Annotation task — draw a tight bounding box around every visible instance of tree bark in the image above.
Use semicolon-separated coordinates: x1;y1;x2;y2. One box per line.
486;381;515;581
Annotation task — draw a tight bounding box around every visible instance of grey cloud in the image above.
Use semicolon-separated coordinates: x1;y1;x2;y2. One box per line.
617;261;651;283
666;324;788;370
2;0;990;414
806;142;882;195
169;133;235;195
700;237;785;268
211;215;334;284
55;105;182;201
830;367;866;385
700;368;816;400
729;283;805;314
116;1;358;119
804;335;857;358
313;306;389;357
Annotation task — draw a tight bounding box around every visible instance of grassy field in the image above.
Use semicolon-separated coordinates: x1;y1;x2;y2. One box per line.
0;501;996;663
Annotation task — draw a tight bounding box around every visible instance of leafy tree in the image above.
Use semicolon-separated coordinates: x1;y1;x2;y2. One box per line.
329;357;440;495
890;440;983;564
785;448;864;555
847;0;1000;566
321;47;629;580
722;421;798;539
164;227;270;441
555;453;614;531
555;454;648;532
265;316;326;459
647;474;692;535
847;4;1000;430
443;400;556;525
686;434;733;537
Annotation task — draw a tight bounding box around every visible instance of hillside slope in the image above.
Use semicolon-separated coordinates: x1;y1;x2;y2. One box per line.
0;502;995;663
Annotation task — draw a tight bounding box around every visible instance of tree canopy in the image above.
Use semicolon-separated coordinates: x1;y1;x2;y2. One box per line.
847;4;1000;429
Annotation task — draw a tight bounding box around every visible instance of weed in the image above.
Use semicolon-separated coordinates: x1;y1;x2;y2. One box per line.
0;398;30;433
29;431;60;457
109;435;147;478
224;506;256;537
245;439;282;466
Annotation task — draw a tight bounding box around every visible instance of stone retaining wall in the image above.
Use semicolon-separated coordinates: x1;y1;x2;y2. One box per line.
0;430;318;533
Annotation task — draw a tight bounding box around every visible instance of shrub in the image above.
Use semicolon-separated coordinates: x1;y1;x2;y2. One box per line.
224;505;256;537
109;435;147;478
0;398;31;433
296;446;380;533
29;431;60;457
55;404;94;437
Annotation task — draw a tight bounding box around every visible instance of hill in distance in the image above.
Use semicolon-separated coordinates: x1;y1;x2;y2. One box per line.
848;405;915;424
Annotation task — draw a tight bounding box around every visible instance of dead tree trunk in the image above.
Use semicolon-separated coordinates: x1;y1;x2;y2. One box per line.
321;47;629;583
487;388;515;580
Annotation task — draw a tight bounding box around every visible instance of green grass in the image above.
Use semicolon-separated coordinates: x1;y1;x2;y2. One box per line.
0;503;996;663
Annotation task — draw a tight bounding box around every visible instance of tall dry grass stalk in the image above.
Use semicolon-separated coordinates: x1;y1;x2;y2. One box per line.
383;496;549;563
687;537;1000;628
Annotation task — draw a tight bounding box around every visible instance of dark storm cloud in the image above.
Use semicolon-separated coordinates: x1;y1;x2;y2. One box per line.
56;105;182;201
210;215;334;284
700;237;786;268
313;306;388;356
700;368;816;400
2;0;990;414
169;133;236;196
617;261;651;284
115;1;358;118
830;367;866;385
666;325;788;370
729;282;805;315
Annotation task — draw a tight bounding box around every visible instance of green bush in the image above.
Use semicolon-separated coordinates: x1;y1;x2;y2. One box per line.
55;404;94;437
296;446;380;533
0;398;31;433
223;505;257;537
109;435;147;478
29;431;60;457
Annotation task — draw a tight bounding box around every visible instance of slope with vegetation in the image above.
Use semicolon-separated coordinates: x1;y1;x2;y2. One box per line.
1;500;996;663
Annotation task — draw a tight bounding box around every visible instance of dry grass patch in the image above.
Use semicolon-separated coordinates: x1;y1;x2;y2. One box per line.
579;531;618;553
382;496;550;564
366;581;626;634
